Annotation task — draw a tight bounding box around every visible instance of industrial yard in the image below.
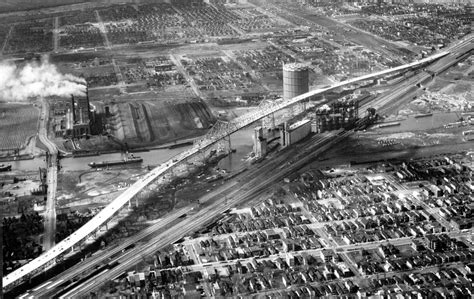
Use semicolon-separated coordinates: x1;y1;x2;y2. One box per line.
0;0;472;298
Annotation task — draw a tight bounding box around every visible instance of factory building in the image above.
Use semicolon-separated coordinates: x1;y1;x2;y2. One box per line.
280;119;312;148
314;99;359;133
253;126;267;159
53;88;93;138
66;93;92;137
283;63;309;100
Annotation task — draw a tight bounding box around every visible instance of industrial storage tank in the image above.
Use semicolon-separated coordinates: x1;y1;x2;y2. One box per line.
283;63;309;100
281;119;311;148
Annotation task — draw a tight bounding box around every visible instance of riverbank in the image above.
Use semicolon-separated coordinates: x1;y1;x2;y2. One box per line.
0;154;36;162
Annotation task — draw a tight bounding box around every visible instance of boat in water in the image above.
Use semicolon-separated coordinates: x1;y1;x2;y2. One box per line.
88;155;143;168
0;164;12;172
414;113;433;118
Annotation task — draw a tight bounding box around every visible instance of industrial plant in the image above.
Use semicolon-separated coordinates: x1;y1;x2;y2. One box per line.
52;90;95;138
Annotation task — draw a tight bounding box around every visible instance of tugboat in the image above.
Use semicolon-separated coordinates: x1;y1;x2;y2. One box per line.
88;154;143;168
0;164;12;172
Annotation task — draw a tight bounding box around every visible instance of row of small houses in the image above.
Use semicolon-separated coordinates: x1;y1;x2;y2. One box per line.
418;181;473;197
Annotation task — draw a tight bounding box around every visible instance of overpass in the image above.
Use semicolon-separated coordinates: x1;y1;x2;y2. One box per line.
2;50;450;290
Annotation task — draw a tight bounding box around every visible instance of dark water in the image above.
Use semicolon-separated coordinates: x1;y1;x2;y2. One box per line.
8;157;45;172
60;148;187;172
218;126;255;172
9;126;256;174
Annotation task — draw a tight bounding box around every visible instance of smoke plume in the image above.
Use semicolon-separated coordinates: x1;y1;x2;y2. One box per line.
0;57;86;102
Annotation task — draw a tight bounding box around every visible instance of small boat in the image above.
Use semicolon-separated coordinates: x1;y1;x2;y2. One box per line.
378;122;400;128
0;164;12;172
414;113;433;118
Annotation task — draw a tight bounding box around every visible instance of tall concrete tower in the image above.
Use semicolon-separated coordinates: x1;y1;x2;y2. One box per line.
283;63;309;100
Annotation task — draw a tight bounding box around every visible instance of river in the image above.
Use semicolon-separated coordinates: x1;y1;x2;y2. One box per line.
9;125;257;173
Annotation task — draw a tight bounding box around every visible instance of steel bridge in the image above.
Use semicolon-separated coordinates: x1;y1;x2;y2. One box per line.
3;51;449;290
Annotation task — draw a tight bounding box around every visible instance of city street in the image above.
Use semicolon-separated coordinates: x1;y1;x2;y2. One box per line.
39;98;58;252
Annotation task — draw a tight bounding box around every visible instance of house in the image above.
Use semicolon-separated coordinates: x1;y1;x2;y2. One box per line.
320;249;335;263
382;261;393;272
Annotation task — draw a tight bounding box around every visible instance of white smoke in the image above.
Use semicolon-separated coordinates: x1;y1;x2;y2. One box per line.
0;57;86;102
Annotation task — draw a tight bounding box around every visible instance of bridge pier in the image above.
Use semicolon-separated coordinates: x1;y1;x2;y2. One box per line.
197;150;207;162
223;134;232;154
291;105;297;117
290;102;306;117
127;194;139;208
261;112;276;130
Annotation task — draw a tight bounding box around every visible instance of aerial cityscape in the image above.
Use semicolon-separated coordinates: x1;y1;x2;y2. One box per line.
0;0;472;298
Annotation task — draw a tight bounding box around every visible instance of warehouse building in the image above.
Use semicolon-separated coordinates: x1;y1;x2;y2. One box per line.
281;119;312;148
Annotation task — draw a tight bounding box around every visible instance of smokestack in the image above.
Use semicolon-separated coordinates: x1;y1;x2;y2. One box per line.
86;85;91;121
71;95;76;123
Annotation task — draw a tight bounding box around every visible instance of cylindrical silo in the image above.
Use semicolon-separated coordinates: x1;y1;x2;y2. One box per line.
283;63;309;100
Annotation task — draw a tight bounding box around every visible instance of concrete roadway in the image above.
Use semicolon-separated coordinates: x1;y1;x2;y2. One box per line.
39;98;59;252
169;53;205;99
0;25;12;55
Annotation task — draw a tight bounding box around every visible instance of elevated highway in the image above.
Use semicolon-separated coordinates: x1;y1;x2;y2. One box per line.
1;49;456;290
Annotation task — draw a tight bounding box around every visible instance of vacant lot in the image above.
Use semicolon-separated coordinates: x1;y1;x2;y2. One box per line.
0;103;39;151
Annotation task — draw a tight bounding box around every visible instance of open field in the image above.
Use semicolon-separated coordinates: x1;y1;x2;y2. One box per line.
0;103;40;152
56;167;146;207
